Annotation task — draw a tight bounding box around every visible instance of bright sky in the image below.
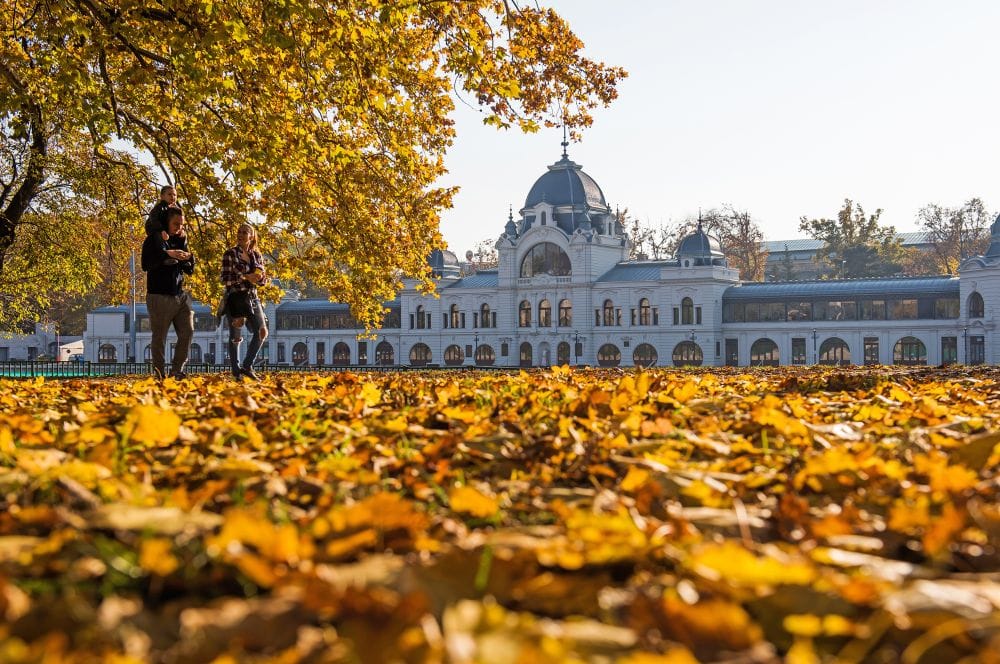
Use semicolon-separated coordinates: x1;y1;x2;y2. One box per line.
438;0;1000;256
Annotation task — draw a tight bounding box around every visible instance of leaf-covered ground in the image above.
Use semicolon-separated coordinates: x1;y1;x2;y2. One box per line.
2;367;1000;663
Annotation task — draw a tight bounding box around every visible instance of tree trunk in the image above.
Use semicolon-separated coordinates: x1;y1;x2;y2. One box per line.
0;107;47;274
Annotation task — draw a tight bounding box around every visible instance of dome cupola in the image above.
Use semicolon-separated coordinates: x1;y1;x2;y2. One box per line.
676;220;726;267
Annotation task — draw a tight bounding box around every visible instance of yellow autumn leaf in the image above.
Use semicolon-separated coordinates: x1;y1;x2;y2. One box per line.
124;405;181;446
139;538;179;577
450;486;499;518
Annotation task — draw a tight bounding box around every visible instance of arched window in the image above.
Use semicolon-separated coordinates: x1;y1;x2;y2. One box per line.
603;299;615;326
671;341;702;367
332;342;351;365
480;303;491;328
409;343;432;366
538;299;552;327
558;299;572;326
597;343;621;367
189;343;202;363
292;342;309;366
639;298;652;326
969;292;985;318
681;297;694;325
444;344;464;366
519;342;533;367
449;304;460;329
557;341;571;365
475;344;496;366
819;338;851;366
519;300;532;327
893;336;927;366
750;338;779;366
520;242;571;277
416;305;426;329
99;344;117;363
143;344;152;361
633;343;658;367
375;341;394;365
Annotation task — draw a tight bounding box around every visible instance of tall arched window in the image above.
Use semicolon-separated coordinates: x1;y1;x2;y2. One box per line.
444;344;464;366
416;305;426;329
671;341;702;367
475;345;496;366
597;343;621;367
819;338;851;365
557;341;571;365
969;292;985;318
375;341;394;365
480;303;491;328
143;344;152;361
558;299;572;326
519;342;533;367
292;342;309;365
681;297;694;325
634;343;658;367
893;336;927;366
519;300;532;327
99;344;117;363
639;298;652;326
189;343;202;363
750;338;779;366
603;299;615;326
538;300;552;327
449;304;460;329
409;343;432;366
520;242;572;277
332;342;351;365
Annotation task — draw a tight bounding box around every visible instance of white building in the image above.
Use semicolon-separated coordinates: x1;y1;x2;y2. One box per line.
82;150;1000;368
0;322;82;362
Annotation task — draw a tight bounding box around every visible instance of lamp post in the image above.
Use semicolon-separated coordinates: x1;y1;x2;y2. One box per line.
963;326;969;364
812;328;818;364
573;331;583;365
473;332;479;365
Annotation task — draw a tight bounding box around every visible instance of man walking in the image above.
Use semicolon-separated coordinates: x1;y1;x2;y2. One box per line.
141;208;195;379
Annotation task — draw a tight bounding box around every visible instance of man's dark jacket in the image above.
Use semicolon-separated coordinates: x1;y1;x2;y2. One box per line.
141;233;195;296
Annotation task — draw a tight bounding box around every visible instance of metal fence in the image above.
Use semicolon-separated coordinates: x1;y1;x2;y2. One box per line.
0;361;511;379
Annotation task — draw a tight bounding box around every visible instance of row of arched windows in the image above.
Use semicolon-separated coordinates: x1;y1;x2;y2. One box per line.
519;299;573;327
747;336;941;366
414;303;499;330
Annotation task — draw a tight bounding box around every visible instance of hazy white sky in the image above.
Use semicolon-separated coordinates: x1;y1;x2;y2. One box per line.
438;0;1000;255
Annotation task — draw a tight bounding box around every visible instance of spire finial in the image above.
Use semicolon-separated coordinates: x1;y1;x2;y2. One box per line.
561;124;568;159
697;208;704;231
508;204;513;222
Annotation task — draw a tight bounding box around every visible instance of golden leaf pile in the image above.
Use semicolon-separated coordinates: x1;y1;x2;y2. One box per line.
1;367;1000;662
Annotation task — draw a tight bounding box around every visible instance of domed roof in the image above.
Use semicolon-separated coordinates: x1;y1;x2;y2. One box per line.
677;226;724;258
428;249;460;278
524;155;607;209
985;213;1000;258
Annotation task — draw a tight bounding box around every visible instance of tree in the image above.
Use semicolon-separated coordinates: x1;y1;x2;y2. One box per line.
1;1;626;329
668;206;768;281
470;238;499;270
798;199;903;279
916;198;991;275
778;244;796;281
622;209;672;260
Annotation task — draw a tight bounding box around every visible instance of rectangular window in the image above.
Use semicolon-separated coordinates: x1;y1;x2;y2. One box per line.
816;300;857;321
725;339;739;366
492;312;497;327
653;308;659;325
744;303;761;322
969;335;985;365
673;308;679;325
465;344;473;356
861;300;886;320
792;338;807;365
615;309;622;326
575;341;583;358
409;314;414;329
501;342;509;357
723;303;744;323
443;313;448;328
786;302;811;321
277;343;286;364
761;302;785;322
426;313;432;329
461;313;466;328
358;341;368;365
890;299;917;320
316;342;326;365
864;337;879;365
715;341;720;357
473;313;478;328
941;336;957;365
209;342;216;365
935;298;960;319
631;309;636;326
695;307;702;325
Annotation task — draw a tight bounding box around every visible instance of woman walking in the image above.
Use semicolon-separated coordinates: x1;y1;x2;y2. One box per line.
220;223;268;381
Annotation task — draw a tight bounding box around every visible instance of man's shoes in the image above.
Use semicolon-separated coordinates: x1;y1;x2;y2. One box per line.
241;367;261;382
232;370;244;382
169;371;187;380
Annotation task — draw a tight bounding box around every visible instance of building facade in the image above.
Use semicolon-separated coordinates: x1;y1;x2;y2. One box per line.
82;152;1000;368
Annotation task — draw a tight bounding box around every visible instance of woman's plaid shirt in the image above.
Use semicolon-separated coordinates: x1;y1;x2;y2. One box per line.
221;247;265;293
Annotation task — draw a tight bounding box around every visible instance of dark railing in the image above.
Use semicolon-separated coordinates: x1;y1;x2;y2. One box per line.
0;361;510;379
